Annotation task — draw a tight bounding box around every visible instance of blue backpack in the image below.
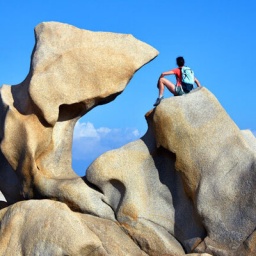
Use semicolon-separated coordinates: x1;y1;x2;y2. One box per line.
181;66;194;93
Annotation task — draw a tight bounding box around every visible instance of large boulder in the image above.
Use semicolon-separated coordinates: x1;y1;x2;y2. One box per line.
86;112;205;255
0;200;146;256
0;22;158;220
87;87;256;255
153;87;256;255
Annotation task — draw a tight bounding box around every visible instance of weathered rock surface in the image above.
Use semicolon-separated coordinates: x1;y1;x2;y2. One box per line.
86;87;256;255
0;200;146;256
86;116;205;255
0;21;158;220
152;87;256;255
0;21;255;256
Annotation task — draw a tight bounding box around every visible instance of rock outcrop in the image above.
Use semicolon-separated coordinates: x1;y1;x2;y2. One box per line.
0;21;158;220
0;200;147;256
87;87;256;255
0;22;255;256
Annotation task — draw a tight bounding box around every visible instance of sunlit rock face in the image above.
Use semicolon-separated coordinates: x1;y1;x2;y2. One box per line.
152;87;256;255
0;21;158;219
0;200;147;256
0;22;255;256
87;87;256;255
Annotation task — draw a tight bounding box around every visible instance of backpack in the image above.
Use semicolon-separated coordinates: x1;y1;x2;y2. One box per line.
181;66;194;93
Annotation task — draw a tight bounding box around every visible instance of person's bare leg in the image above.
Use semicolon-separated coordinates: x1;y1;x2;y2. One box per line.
158;77;176;97
154;77;176;106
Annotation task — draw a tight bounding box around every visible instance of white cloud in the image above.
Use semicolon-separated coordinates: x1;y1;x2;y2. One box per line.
132;129;140;137
74;121;100;139
97;127;111;135
72;121;141;173
73;121;114;140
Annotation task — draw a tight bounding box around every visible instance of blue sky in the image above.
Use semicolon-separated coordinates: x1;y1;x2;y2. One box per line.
1;1;255;176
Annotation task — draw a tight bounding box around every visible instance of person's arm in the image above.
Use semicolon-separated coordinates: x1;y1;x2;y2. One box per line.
160;70;175;78
194;77;201;87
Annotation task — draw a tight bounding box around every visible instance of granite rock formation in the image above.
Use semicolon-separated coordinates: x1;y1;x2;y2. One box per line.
0;21;158;220
87;87;256;255
0;22;255;256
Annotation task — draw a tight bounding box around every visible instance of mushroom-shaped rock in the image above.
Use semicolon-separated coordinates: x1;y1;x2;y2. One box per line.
0;22;158;220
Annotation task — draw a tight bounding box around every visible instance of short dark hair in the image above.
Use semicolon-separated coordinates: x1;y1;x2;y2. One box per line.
176;56;185;67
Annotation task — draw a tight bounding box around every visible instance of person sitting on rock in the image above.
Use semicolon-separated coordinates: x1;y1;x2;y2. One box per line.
153;56;201;106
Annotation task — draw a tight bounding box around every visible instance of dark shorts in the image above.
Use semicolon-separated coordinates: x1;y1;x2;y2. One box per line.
175;83;193;96
175;86;185;96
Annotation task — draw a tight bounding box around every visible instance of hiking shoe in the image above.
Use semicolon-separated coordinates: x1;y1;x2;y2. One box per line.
153;96;164;106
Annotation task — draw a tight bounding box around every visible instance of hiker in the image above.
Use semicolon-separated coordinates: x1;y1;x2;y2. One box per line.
153;56;201;106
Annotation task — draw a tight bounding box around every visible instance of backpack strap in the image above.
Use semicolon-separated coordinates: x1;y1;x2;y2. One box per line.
179;67;183;87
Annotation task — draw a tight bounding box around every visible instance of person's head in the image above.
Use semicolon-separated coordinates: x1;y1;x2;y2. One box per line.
176;56;185;67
